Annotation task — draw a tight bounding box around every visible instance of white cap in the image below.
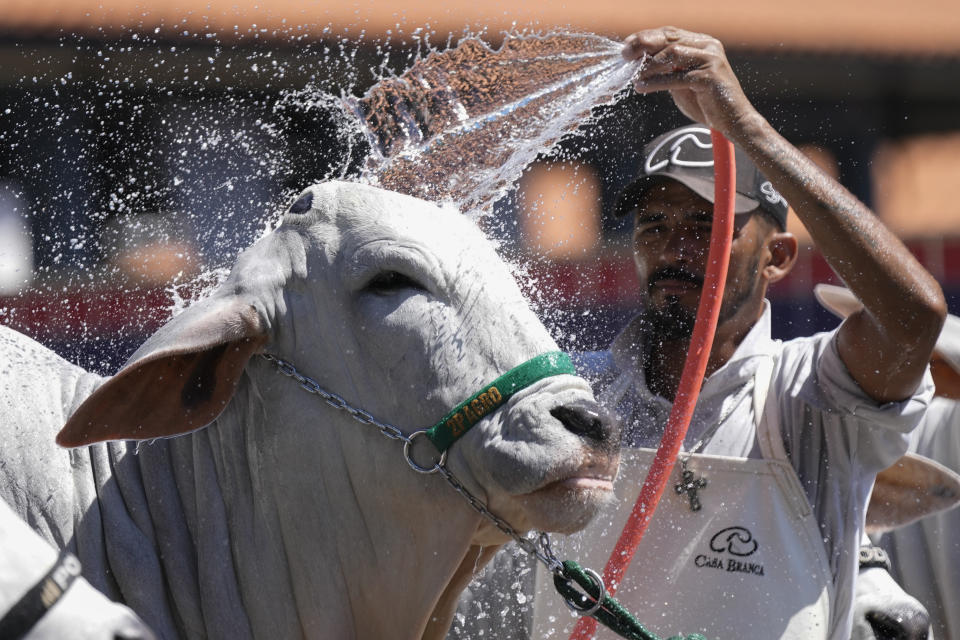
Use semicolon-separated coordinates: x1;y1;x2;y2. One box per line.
814;283;960;375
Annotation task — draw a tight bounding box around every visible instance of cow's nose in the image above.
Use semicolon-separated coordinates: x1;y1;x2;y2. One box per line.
865;607;930;640
550;405;617;444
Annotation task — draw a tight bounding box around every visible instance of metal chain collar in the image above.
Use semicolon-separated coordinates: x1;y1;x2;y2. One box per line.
260;353;565;575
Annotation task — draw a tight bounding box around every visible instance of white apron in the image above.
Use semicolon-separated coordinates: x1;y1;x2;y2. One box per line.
533;356;834;639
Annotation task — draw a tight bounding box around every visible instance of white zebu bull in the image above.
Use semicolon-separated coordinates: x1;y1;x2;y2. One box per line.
0;499;155;640
0;181;619;639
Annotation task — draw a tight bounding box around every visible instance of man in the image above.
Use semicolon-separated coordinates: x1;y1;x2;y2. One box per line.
449;26;945;640
817;283;960;640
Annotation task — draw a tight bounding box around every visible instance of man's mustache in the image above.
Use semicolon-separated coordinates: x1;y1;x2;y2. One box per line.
648;266;704;288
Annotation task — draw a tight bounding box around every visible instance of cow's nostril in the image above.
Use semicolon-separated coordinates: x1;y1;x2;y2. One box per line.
550;405;607;442
865;609;930;640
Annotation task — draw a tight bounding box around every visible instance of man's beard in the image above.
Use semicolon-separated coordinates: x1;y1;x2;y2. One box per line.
642;298;697;341
642;255;760;342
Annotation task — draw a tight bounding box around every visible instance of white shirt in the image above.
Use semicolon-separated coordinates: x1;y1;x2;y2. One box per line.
594;301;933;638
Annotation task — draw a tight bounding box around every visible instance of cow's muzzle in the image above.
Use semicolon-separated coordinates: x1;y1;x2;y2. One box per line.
550;404;620;453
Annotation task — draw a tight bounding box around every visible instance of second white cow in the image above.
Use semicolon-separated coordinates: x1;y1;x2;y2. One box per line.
1;181;619;640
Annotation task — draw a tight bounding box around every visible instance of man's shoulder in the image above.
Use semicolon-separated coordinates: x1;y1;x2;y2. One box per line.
771;329;837;377
779;328;837;350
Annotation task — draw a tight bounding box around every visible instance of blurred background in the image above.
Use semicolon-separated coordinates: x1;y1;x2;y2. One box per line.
1;0;959;372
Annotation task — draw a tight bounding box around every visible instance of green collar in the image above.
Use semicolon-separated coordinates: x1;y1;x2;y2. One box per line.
425;351;576;452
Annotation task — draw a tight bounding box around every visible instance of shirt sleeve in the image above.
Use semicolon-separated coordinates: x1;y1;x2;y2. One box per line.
815;329;935;471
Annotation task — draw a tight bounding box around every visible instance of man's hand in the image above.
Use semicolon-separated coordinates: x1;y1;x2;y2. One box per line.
622;27;757;137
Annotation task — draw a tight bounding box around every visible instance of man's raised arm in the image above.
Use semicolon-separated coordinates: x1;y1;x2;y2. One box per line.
622;26;946;403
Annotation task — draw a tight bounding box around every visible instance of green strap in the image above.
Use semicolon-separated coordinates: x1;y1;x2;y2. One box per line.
554;561;708;640
425;351;575;452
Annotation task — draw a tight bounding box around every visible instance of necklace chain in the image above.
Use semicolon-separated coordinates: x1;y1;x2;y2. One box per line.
681;381;751;457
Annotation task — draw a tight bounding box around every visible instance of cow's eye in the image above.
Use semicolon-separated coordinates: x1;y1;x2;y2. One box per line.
363;271;426;295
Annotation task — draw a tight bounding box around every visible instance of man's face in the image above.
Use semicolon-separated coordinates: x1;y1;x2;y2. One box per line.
631;180;768;340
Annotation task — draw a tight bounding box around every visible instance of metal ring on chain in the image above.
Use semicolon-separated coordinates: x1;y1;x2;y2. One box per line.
403;430;447;474
562;566;606;617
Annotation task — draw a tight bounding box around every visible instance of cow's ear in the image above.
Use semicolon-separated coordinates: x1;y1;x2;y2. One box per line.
57;295;267;447
865;452;960;534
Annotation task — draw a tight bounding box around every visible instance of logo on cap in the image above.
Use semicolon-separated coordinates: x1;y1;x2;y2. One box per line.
759;181;787;207
644;126;714;175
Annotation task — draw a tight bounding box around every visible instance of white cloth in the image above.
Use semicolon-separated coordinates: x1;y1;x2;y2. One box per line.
881;396;960;640
532;381;835;638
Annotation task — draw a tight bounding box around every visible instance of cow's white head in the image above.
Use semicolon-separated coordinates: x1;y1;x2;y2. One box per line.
57;181;619;637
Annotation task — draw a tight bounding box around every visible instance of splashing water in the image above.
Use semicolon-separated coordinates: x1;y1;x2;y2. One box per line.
1;27;645;372
0;29;376;371
345;31;641;214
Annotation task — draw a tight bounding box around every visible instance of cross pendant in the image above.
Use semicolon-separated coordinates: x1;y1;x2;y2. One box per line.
675;460;708;512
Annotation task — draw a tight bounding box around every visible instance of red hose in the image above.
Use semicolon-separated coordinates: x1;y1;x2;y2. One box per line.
569;130;737;640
